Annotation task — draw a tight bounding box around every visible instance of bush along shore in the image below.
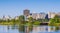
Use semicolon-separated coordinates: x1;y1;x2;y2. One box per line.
48;15;60;26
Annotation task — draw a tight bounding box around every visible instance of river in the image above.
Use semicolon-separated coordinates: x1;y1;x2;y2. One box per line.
0;25;60;33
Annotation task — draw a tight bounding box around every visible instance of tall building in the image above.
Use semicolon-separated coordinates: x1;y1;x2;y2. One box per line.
23;9;30;21
57;12;60;16
2;15;11;20
27;13;47;20
23;9;30;16
39;13;46;19
48;12;56;18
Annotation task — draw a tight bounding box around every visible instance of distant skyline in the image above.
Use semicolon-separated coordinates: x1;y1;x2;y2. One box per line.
0;0;60;17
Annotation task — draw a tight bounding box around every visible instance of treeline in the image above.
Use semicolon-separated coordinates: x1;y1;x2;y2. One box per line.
49;15;60;26
0;15;25;22
0;15;25;25
0;15;49;25
0;15;60;26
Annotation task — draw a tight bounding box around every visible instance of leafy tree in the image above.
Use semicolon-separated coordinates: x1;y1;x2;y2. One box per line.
28;17;34;22
50;15;60;23
49;15;60;26
34;21;40;25
18;15;25;24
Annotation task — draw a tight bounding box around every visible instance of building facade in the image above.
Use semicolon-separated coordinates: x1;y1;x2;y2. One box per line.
23;9;30;21
27;13;47;20
23;9;30;16
48;12;56;18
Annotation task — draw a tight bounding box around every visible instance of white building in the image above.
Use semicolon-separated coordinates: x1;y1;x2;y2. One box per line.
39;13;46;19
32;13;46;20
2;15;12;20
57;12;60;16
27;13;46;20
14;16;19;20
48;12;56;18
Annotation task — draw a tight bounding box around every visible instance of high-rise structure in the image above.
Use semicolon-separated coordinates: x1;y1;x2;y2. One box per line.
57;12;60;16
27;13;47;20
23;9;30;16
23;9;30;21
48;12;56;18
32;13;46;20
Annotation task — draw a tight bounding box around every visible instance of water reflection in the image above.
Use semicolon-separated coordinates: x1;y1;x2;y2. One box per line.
32;26;60;33
25;26;33;33
0;25;60;33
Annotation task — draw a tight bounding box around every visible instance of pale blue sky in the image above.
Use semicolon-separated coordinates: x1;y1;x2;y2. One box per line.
0;0;60;17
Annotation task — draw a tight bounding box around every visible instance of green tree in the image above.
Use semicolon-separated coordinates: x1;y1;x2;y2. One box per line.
25;17;34;26
50;15;60;23
18;15;25;24
34;21;40;25
28;17;34;22
49;15;60;26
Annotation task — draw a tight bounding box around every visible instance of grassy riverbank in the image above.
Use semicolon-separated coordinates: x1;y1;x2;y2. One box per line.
48;23;60;26
0;15;60;26
0;21;40;26
0;22;21;25
0;22;13;25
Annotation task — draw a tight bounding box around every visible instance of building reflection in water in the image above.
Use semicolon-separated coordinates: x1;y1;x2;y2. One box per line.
23;26;60;33
5;25;60;33
25;26;33;33
32;26;56;33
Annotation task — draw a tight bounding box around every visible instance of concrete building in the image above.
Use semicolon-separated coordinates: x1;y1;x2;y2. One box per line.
27;13;47;20
32;13;38;20
48;12;56;18
2;15;11;20
57;12;60;16
32;13;46;20
23;9;30;21
23;9;30;16
39;13;47;19
14;16;19;20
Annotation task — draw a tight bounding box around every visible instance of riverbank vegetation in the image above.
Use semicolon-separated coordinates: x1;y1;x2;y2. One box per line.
49;15;60;26
0;15;40;25
0;15;60;26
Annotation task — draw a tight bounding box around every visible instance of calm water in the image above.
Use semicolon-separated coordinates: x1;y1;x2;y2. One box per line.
0;25;60;33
